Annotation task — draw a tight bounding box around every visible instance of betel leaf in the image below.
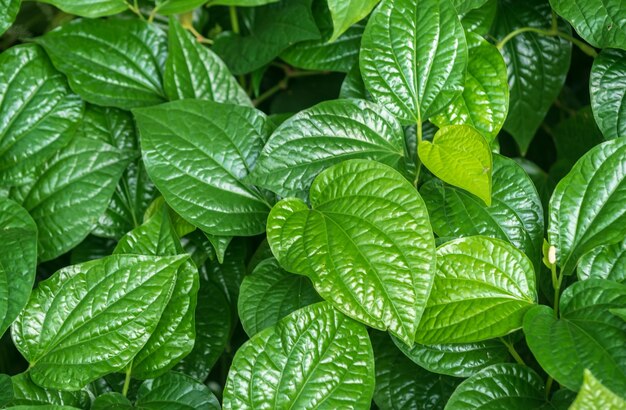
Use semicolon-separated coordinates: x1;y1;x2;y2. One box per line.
444;364;550;409
9;373;90;408
326;0;379;42
36;0;127;17
451;0;489;14
206;0;278;5
134;100;272;236
548;138;626;275
418;125;493;206
92;393;132;410
135;372;220;410
0;0;19;36
36;19;167;109
570;370;626;410
248;99;410;199
206;239;247;327
12;254;188;391
165;18;251;106
0;198;36;338
432;32;509;142
223;302;375;409
459;0;496;36
549;0;626;50
416;236;536;344
339;63;368;100
238;257;321;336
360;0;468;124
492;0;572;153
524;279;626;394
371;331;459;410
0;44;83;186
420;154;544;271
590;49;626;140
154;0;207;15
267;160;435;345
551;107;604;172
578;238;626;283
9;137;133;261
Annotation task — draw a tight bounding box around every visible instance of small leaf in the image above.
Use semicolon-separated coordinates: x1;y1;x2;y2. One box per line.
578;238;626;284
570;370;626;410
136;372;220;410
590;49;626;140
36;0;127;17
326;0;379;42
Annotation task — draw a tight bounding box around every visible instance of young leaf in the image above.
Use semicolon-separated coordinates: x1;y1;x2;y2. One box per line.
548;138;626;275
135;372;220;410
12;254;188;390
267;160;436;345
590;49;626;140
134;100;272;236
223;302;375;409
0;44;83;186
418;125;493;206
326;0;379;42
570;370;626;410
248;99;410;199
36;0;127;17
36;19;167;109
360;0;468;124
416;236;537;344
9;373;90;408
0;0;19;36
165;18;251;106
578;238;626;283
524;279;626;393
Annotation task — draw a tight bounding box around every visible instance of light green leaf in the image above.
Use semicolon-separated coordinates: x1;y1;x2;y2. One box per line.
416;236;537;344
238;258;321;336
524;279;626;393
206;0;278;5
0;0;19;36
165;18;251;106
578;239;626;284
134;100;271;236
36;0;127;17
12;254;188;390
36;19;167;109
9;373;90;408
0;198;36;337
155;0;207;14
136;372;220;410
571;370;626;410
0;44;83;186
267;159;436;345
444;364;550;409
326;0;378;42
248;99;410;199
432;32;509;142
223;302;375;409
418;125;493;206
548;138;626;275
360;0;468;124
590;49;626;140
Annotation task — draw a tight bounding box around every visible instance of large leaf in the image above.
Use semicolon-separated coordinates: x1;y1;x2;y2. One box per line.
12;254;188;390
524;279;626;393
0;0;19;36
590;49;626;140
134;100;272;236
444;364;550;409
223;302;374;409
570;370;626;410
548;138;626;275
416;236;536;344
578;238;626;284
267;159;435;345
164;18;251;106
36;19;167;109
492;0;571;153
326;0;378;42
36;0;127;17
421;154;544;271
360;0;468;124
248;99;410;199
432;31;509;142
0;44;83;186
135;372;220;410
238;257;321;336
9;373;90;408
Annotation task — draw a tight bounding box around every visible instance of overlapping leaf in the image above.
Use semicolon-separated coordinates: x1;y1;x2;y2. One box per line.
578;239;626;283
326;0;378;42
590;49;626;140
0;0;19;36
570;370;626;410
8;373;90;408
36;0;127;17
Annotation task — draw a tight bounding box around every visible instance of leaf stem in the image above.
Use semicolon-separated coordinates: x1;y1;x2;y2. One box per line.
551;261;563;317
496;24;598;58
122;363;132;397
126;1;144;20
229;6;240;34
500;338;526;366
545;376;554;399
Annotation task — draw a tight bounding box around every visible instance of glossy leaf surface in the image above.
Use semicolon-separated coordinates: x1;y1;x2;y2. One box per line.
590;49;626;140
570;370;626;410
578;238;626;283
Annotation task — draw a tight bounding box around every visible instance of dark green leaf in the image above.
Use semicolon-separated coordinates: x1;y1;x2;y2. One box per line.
459;0;496;35
92;392;133;410
0;374;12;406
136;372;220;410
37;0;127;17
551;107;604;172
9;373;90;408
339;63;368;99
578;238;626;283
590;49;626;140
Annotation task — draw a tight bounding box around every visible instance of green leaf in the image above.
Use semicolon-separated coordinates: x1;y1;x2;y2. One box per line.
165;18;251;106
590;49;626;140
238;258;321;336
571;370;626;410
0;0;19;36
36;0;127;17
206;0;278;6
0;44;83;186
524;279;626;393
416;236;536;344
206;239;247;327
371;331;459;410
36;19;167;109
155;0;207;14
420;154;544;271
340;63;368;99
9;373;90;408
223;302;374;409
92;393;133;410
444;364;550;409
432;32;509;142
459;0;496;35
134;100;272;236
492;0;572;153
548;138;626;275
326;0;378;42
12;254;188;390
451;0;489;14
578;239;626;284
551;107;604;171
418;125;493;206
0;198;37;337
0;374;11;406
360;0;468;124
212;0;320;75
204;233;232;264
248;99;410;199
267;159;436;345
549;0;626;50
136;372;220;410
